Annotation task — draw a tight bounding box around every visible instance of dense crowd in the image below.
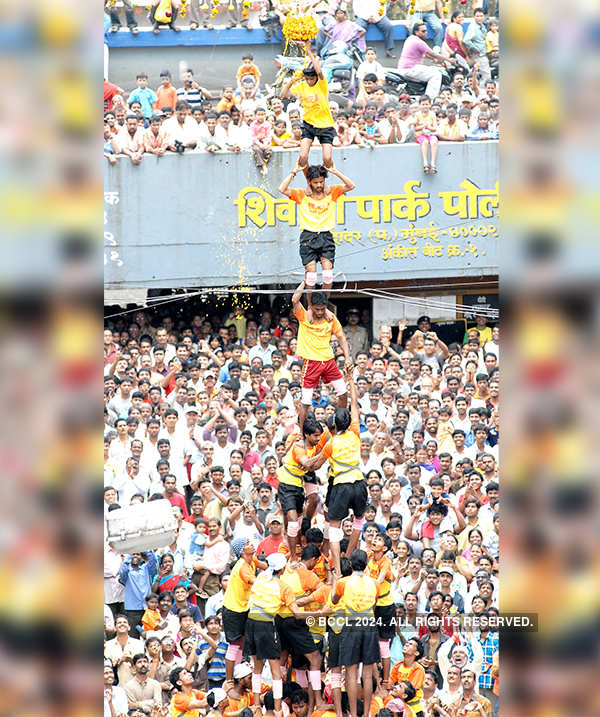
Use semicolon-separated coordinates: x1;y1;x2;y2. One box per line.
104;293;500;717
103;6;499;170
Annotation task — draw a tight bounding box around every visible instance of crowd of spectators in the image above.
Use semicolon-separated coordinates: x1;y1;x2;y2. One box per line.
103;6;499;166
104;297;500;717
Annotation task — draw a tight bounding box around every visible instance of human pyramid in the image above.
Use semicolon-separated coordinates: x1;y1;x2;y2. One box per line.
223;49;415;717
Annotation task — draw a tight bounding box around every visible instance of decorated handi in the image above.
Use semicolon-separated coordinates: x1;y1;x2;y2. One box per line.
282;0;319;58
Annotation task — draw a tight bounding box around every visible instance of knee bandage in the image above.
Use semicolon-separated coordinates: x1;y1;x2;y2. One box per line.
330;672;342;689
226;644;242;662
329;526;344;542
295;670;308;688
352;517;365;532
305;271;318;287
309;670;322;691
301;387;314;405
272;679;283;699
379;640;391;658
305;482;319;496
252;673;262;694
322;269;334;285
287;520;300;537
331;378;347;396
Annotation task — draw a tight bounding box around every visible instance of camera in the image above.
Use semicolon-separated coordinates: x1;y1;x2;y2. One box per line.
174;140;185;154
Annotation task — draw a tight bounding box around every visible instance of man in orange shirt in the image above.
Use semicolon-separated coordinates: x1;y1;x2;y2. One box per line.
367;531;396;688
290;282;352;432
276;415;330;558
155;70;178;111
276;544;326;710
390;637;426;717
168;666;206;716
279;165;355;294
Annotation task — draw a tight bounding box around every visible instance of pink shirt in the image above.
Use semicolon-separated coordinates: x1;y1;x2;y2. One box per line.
250;120;272;146
398;35;430;70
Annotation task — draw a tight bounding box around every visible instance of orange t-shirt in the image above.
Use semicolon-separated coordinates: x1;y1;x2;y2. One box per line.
237;63;262;82
141;608;162;631
217;97;238;113
289;185;345;233
294;304;342;362
170;688;206;717
155;84;178;110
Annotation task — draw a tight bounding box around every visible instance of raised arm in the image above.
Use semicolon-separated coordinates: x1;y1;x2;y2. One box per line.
344;363;359;424
305;41;324;79
327;165;355;193
292;280;306;314
279;167;301;197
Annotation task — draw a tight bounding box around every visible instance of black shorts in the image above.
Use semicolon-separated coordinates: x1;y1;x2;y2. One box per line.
244;617;281;660
326;480;368;522
299;230;336;268
291;634;323;668
222;606;249;643
301;121;336;145
374;603;397;640
275;615;319;657
339;624;380;666
327;628;344;668
304;470;318;485
277;481;304;515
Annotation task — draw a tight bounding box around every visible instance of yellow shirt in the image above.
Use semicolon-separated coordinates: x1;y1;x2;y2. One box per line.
335;573;377;617
289;185;345;233
294;304;342;362
437;118;468;139
291;77;334;128
367;555;394;607
272;131;291;146
222;557;256;612
321;421;362;485
486;29;499;53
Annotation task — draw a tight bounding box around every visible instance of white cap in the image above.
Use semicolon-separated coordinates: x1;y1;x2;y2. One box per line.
185;405;199;414
207;687;228;705
233;662;253;679
267;553;287;572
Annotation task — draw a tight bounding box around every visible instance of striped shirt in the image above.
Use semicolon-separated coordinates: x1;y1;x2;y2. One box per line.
197;638;228;682
176;85;206;110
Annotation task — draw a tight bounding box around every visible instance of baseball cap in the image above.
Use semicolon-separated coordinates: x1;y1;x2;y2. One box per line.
417;315;431;324
233;662;253;679
185;405;199;414
266;513;282;526
204;370;216;378
347;307;360;314
439;567;454;576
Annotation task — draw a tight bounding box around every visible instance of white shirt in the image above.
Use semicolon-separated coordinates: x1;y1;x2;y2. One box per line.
112;471;151;504
357;59;386;82
162;115;200;145
378;117;409;143
104;685;128;717
353;0;385;21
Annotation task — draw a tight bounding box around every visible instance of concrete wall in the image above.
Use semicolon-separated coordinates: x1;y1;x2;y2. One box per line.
104;141;498;288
